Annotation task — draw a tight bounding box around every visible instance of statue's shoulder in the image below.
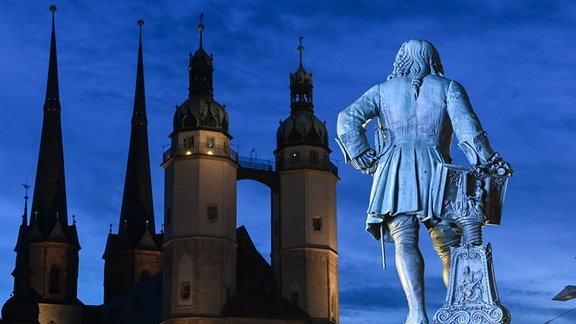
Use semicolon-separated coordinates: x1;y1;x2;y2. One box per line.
424;74;452;87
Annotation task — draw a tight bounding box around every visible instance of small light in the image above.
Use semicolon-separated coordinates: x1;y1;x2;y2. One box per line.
207;151;214;155
186;151;192;155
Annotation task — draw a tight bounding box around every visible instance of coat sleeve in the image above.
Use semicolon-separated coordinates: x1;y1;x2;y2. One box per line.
336;84;381;161
447;80;495;166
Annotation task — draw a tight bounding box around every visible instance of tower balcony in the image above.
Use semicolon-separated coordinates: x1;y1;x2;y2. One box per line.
163;143;239;164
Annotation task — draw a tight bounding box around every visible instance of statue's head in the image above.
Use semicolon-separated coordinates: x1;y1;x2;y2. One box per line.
388;40;444;98
389;39;444;79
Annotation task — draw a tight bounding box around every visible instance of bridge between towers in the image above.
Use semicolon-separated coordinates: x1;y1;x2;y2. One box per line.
237;156;278;191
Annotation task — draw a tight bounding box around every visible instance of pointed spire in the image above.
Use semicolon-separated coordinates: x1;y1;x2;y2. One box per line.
198;13;205;50
188;13;214;97
31;5;70;239
12;185;33;289
132;19;147;127
289;36;314;113
45;5;60;111
118;20;155;242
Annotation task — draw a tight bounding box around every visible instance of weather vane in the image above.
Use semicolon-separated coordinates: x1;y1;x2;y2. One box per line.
23;180;30;199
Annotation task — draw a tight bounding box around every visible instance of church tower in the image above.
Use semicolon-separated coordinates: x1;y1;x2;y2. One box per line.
275;38;339;323
161;15;237;322
1;187;40;324
26;6;83;323
103;20;163;302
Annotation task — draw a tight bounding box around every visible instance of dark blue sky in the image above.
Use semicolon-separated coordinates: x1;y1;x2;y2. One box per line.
1;1;575;323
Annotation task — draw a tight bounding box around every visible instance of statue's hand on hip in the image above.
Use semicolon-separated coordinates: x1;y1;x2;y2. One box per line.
353;149;379;175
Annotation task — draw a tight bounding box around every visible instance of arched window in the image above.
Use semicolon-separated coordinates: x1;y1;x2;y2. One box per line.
49;265;60;295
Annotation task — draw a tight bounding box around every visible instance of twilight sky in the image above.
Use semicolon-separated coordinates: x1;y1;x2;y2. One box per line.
1;1;576;323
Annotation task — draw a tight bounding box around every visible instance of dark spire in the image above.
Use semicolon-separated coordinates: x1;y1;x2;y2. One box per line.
30;5;69;238
13;184;33;291
118;20;155;242
45;5;60;111
188;13;214;97
1;185;39;322
289;36;314;113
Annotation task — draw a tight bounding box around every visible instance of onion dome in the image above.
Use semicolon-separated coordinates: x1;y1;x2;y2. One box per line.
173;95;229;134
277;37;329;150
173;14;229;135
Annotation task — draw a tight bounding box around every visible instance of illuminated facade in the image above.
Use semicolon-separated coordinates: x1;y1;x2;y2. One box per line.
1;9;339;324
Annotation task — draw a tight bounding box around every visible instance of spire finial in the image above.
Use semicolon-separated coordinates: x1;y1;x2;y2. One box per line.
22;181;30;226
50;5;57;13
198;13;205;49
23;181;30;200
298;36;304;67
72;214;76;225
138;20;144;41
109;224;113;234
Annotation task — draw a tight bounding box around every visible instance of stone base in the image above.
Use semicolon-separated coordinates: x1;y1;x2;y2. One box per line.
433;243;510;324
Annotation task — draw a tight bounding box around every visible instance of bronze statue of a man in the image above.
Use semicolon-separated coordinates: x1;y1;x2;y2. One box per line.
336;39;512;324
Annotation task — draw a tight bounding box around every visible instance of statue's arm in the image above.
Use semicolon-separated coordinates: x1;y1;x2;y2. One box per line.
448;81;513;175
336;85;380;171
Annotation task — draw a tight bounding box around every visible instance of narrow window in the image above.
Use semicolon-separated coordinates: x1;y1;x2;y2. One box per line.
184;136;194;148
313;215;322;231
290;291;300;305
180;281;191;300
208;204;218;223
206;137;214;148
49;265;60;295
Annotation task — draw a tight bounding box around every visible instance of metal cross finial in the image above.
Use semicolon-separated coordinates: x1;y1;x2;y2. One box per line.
198;13;205;49
298;36;304;66
23;181;30;200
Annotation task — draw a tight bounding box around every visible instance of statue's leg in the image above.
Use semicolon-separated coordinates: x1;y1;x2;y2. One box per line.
427;220;461;287
389;215;428;324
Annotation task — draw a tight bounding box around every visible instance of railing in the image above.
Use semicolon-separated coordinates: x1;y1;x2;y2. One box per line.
238;157;275;171
163;143;239;163
163;144;338;177
276;157;339;177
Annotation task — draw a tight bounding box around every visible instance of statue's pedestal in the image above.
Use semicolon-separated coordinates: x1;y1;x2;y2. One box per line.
433;243;510;324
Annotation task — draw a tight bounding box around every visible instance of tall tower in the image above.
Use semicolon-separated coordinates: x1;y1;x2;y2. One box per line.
161;15;237;322
1;186;40;324
103;20;163;302
27;6;83;323
274;38;339;323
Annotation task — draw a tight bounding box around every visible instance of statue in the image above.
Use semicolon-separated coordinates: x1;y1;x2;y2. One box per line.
336;39;512;324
